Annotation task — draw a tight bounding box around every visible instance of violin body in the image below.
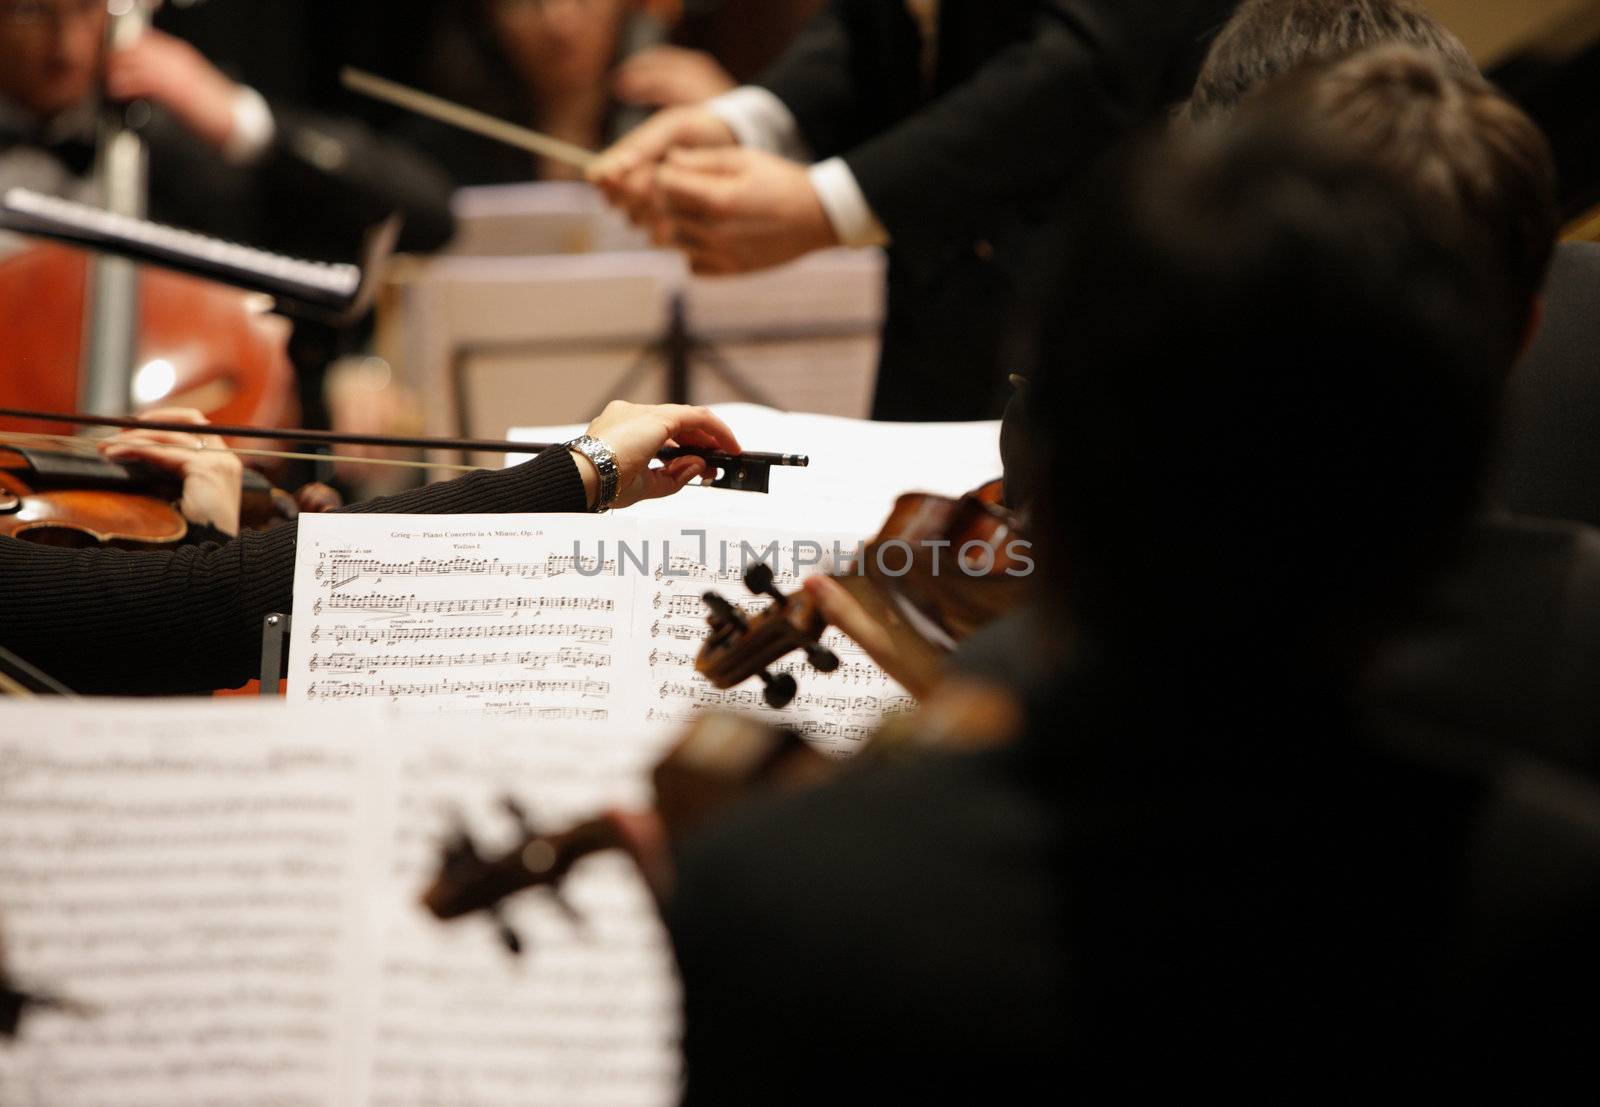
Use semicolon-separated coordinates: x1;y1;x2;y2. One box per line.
0;244;297;440
0;445;340;548
0;445;188;548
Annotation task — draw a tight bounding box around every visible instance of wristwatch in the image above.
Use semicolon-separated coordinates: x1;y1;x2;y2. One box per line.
566;435;620;512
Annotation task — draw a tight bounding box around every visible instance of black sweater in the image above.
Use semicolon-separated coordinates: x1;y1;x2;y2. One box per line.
0;450;587;695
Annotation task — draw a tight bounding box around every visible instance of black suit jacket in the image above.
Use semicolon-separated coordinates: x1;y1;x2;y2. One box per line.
141;104;456;262
1499;240;1600;528
667;670;1600;1102
954;514;1600;779
756;1;1238;420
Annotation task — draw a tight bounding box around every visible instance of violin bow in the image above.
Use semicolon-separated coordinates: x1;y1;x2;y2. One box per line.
0;407;808;494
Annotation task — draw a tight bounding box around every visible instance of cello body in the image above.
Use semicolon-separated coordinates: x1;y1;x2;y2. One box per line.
0;243;297;440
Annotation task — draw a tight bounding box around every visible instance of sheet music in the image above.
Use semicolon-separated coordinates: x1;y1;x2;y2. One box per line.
290;516;628;722
509;403;1005;536
362;727;678;1107
0;701;379;1107
636;524;916;748
289;513;915;755
0;702;683;1107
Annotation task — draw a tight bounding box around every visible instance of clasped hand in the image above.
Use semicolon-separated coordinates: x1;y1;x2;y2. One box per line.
588;108;839;275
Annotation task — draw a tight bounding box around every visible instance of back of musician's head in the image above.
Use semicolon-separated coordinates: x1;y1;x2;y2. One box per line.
1184;0;1478;122
1030;113;1501;669
1267;46;1557;363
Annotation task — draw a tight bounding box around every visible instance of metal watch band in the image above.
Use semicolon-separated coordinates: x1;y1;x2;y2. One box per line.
566;435;620;512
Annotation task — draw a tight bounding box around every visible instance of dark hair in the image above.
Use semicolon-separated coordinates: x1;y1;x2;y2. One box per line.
1184;0;1479;122
1028;114;1502;667
1269;46;1557;358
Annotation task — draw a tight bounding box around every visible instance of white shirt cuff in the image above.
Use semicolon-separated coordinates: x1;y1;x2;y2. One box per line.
223;85;276;166
808;157;890;248
706;85;810;162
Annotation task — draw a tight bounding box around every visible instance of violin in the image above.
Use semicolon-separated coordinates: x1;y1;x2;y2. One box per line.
422;684;1026;949
697;479;1032;707
0;444;338;549
422;713;830;952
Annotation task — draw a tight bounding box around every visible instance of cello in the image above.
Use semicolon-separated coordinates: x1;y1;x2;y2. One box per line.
0;0;297;441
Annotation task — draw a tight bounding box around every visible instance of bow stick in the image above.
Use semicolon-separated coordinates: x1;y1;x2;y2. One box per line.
0;407;808;494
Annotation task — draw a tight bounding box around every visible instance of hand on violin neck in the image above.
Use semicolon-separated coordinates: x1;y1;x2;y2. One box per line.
98;407;242;537
803;575;935;700
576;401;741;510
103;28;252;156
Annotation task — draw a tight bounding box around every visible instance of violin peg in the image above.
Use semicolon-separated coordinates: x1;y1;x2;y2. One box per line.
758;670;798;709
743;563;781;601
702;591;747;630
804;644;841;673
547;887;588;933
490;908;524;957
502;795;536;835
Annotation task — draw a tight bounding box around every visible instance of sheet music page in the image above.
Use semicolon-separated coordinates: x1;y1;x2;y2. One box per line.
361;724;679;1107
288;514;634;723
509;403;1004;536
633;523;915;754
0;700;381;1107
289;513;914;755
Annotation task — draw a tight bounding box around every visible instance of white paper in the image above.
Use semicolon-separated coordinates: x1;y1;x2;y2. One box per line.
0;701;379;1107
0;700;682;1107
287;513;914;755
508;402;1004;537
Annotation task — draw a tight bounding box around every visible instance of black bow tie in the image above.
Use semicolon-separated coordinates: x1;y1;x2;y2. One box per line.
0;128;97;177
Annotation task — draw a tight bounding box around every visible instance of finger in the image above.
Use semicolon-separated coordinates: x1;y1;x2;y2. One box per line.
655;166;734;220
658;406;741;454
665;146;748;175
666;456;707;486
589;111;682;184
688;252;744;277
98;442;200;475
670;214;723;250
139;407;209;425
100;430;203;454
602;808;674;902
804;575;899;666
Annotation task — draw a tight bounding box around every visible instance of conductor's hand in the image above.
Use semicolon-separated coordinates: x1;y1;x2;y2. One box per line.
587;106;735;227
99;408;242;537
575;401;741;510
655;147;838;275
104;29;244;153
802;575;937;699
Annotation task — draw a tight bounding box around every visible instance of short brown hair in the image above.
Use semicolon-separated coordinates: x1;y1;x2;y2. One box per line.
1185;0;1479;122
1274;45;1557;350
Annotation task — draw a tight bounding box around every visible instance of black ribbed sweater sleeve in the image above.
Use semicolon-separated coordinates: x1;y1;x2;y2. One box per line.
0;450;587;696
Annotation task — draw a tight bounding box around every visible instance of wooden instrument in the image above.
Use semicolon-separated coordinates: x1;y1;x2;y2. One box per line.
0;243;298;441
421;713;830;952
0;444;338;549
697;480;1031;706
421;688;1024;948
0;406;810;493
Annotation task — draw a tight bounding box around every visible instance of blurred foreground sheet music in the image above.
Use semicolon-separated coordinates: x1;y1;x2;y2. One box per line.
0;700;679;1107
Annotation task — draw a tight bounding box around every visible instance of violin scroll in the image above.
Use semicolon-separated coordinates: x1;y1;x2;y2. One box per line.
695;482;1031;708
419;715;826;947
699;564;840;708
